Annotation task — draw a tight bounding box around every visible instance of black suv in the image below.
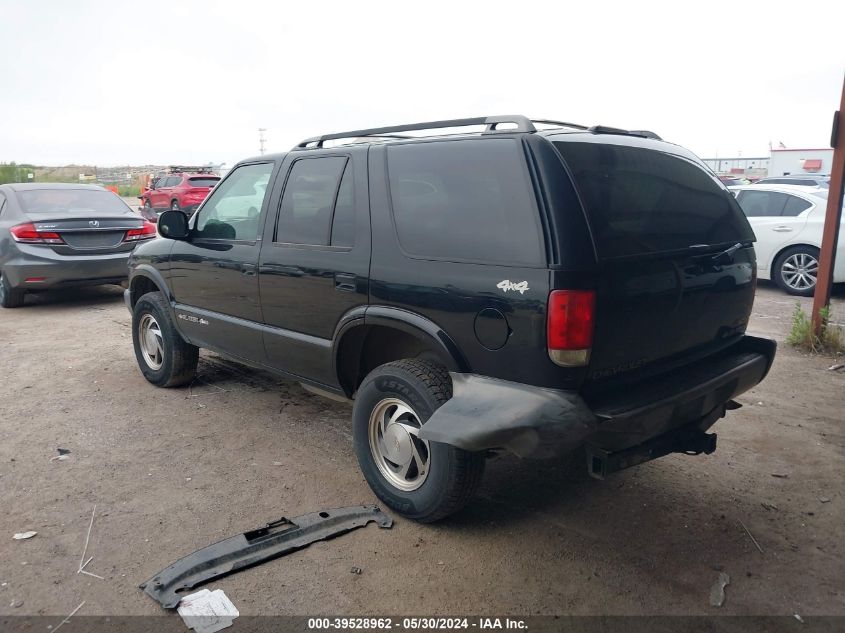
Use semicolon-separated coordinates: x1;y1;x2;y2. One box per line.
125;115;776;522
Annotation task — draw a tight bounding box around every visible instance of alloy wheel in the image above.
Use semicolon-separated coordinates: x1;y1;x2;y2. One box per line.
368;398;431;491
781;252;818;292
138;313;164;370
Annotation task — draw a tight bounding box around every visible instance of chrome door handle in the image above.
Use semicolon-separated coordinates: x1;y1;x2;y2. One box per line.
772;226;793;232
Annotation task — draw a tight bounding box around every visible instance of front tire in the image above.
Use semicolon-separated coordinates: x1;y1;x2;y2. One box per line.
0;271;25;308
132;291;198;386
170;199;180;212
352;359;485;522
774;246;819;296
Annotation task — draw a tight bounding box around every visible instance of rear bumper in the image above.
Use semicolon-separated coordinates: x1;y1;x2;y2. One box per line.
3;246;131;290
418;335;776;461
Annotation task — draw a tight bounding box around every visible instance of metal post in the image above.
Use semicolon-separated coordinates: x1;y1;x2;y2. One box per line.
812;73;845;335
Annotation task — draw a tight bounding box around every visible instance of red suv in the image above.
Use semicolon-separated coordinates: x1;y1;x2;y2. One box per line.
141;172;220;217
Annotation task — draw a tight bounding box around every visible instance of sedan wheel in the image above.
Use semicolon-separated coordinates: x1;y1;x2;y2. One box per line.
775;246;820;296
0;271;25;308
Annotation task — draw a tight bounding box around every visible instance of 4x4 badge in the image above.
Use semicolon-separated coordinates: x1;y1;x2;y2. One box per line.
497;280;529;295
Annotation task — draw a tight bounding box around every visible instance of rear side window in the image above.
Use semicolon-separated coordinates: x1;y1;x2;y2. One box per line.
554;141;754;258
782;194;812;216
387;139;543;265
276;156;347;246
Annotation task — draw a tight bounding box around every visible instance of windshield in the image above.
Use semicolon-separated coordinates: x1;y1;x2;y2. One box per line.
554;141;755;259
18;189;131;214
188;177;220;188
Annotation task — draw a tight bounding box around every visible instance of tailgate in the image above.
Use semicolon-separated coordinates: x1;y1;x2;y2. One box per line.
552;138;757;387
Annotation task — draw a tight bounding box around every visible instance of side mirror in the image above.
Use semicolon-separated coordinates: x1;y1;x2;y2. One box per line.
158;210;190;240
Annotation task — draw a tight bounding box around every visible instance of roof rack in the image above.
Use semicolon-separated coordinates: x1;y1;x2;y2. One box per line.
293;116;660;149
587;125;663;141
294;115;551;149
165;165;216;174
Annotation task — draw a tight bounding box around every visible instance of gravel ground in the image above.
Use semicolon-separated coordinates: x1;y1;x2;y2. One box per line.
0;283;843;618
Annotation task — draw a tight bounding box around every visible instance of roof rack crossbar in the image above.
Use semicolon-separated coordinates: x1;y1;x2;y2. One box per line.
530;119;589;130
294;115;537;149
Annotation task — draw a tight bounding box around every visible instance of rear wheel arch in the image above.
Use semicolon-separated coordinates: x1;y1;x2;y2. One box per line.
770;242;820;273
334;316;467;398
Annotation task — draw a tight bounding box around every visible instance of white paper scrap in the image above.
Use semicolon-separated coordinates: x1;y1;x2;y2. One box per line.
176;589;239;633
13;531;37;540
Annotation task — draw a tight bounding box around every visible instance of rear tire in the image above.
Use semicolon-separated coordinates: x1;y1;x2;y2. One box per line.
774;245;819;297
0;271;25;308
352;359;485;522
170;199;180;212
132;291;198;386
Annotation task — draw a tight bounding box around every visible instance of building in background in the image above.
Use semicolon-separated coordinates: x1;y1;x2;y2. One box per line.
701;156;769;180
767;148;833;177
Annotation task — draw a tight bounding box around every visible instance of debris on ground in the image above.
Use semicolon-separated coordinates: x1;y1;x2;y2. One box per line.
709;572;730;607
141;505;393;608
827;363;844;372
739;519;764;554
13;531;37;540
819;496;832;503
52;601;85;632
76;505;103;579
50;454;70;462
9;599;23;608
771;473;789;479
177;589;239;633
794;614;805;623
350;566;362;575
57;448;71;455
761;502;778;512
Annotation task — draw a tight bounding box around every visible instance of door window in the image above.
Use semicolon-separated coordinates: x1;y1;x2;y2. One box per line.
387;139;542;265
276;156;348;246
195;162;273;241
736;190;790;217
330;163;355;247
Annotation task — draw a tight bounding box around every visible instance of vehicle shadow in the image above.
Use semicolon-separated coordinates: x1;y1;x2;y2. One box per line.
18;284;125;309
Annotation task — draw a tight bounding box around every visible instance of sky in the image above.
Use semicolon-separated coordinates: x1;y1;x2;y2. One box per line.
1;0;844;167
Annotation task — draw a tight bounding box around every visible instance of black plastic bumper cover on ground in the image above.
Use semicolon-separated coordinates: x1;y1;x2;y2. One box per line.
140;505;393;608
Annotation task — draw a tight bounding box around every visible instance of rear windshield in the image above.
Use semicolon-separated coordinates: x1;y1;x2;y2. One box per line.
188;177;220;188
554;141;755;259
18;189;129;214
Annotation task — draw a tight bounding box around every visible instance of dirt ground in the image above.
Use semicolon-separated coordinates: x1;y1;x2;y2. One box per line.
1;283;843;618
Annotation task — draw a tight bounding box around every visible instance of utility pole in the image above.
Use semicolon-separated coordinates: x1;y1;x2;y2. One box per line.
258;128;267;155
812;73;845;336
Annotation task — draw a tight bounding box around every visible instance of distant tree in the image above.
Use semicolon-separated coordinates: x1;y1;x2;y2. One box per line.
0;162;30;184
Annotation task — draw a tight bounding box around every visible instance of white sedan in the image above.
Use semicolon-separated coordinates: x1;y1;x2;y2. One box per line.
729;184;844;296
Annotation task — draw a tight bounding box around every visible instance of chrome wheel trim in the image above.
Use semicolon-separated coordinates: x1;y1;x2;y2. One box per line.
781;252;818;291
138;313;164;370
368;398;430;492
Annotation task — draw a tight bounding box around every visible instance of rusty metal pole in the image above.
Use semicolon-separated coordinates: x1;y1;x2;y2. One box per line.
812;74;845;335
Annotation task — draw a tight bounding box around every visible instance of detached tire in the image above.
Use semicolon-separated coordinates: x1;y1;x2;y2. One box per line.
132;291;198;387
774;245;820;297
0;271;25;308
353;359;485;522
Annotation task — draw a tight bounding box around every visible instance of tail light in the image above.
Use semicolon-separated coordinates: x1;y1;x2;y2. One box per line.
10;223;64;244
547;289;595;367
124;221;157;242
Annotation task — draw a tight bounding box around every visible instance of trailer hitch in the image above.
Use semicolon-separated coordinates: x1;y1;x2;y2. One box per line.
586;427;718;480
140;505;392;608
